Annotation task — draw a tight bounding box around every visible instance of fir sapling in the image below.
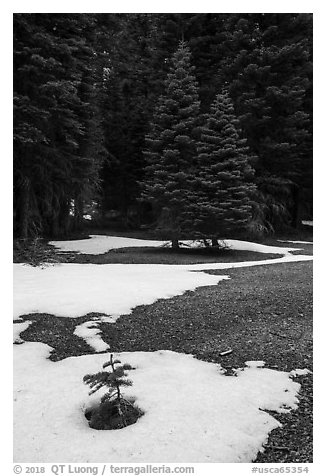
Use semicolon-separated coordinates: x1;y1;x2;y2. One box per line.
83;354;143;430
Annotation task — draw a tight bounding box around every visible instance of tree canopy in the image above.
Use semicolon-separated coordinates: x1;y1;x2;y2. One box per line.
13;13;313;239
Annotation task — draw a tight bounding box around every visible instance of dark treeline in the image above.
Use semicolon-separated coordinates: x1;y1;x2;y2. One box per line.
13;13;313;240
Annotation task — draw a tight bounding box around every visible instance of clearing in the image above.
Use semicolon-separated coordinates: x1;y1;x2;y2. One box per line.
13;234;313;463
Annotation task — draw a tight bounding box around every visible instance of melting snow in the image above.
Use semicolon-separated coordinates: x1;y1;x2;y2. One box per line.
13;253;312;321
217;239;298;255
49;235;168;254
278;240;313;245
13;263;229;320
13;321;32;344
244;361;265;368
290;368;312;377
13;236;313;462
49;235;300;256
301;220;313;226
14;344;301;463
74;321;110;352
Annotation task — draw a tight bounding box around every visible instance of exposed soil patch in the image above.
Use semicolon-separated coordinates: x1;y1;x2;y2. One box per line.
255;373;312;463
85;398;143;431
48;247;286;265
18;312;110;361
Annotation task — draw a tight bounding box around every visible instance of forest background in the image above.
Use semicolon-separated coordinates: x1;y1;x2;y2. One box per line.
13;13;313;241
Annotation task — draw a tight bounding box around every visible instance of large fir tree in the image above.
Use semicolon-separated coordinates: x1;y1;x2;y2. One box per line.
141;42;201;248
194;89;256;240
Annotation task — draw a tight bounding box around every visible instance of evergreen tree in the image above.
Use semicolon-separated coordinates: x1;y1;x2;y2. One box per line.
194;89;256;240
83;354;142;430
100;14;165;224
97;14;312;232
71;19;107;231
14;14;313;238
217;13;312;230
13;14;105;238
141;42;201;248
155;13;229;109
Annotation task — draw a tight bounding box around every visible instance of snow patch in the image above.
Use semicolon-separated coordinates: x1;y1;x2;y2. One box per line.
278;240;312;245
50;235;300;256
13;253;312;321
219;239;298;255
14;344;301;463
244;361;265;368
289;368;312;377
74;321;110;352
49;235;168;255
13;263;228;320
13;321;32;344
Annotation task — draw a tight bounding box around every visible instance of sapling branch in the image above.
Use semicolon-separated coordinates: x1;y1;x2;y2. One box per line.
83;353;140;430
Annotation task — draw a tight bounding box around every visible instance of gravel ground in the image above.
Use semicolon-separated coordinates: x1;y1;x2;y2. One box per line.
17;238;313;463
60;247;285;265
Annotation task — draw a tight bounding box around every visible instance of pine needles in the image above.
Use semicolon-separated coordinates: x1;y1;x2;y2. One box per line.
83;354;143;430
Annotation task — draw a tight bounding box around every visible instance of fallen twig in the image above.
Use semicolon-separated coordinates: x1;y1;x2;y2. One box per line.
264;445;290;451
219;349;233;356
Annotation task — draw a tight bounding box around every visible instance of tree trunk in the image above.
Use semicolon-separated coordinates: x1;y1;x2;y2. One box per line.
18;178;31;238
74;195;84;230
292;186;303;229
51;214;60;238
59;200;71;237
211;237;219;247
171;238;179;249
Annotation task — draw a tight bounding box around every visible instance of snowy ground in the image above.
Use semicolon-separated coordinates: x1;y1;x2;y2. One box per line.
50;235;300;256
73;321;110;352
14;254;312;322
13;236;313;462
49;235;168;254
301;220;313;226
14;343;305;463
278;240;313;245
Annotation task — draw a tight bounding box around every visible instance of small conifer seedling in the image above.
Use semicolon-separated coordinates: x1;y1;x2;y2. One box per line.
83;354;143;430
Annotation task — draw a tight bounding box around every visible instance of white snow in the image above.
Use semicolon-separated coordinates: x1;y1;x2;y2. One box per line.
217;239;299;255
13;321;32;344
49;235;300;256
73;321;110;352
278;240;313;245
13;263;229;320
13;253;312;321
14;344;301;463
289;368;312;377
49;235;168;255
13;236;313;462
302;220;313;226
184;253;312;271
244;360;265;368
179;239;299;255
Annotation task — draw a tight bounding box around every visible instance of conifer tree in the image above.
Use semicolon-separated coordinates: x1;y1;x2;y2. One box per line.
100;14;165;224
141;42;201;248
13;14;105;238
83;354;142;430
194;89;256;240
218;13;312;230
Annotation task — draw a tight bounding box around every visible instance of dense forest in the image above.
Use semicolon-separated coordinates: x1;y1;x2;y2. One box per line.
13;13;313;241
